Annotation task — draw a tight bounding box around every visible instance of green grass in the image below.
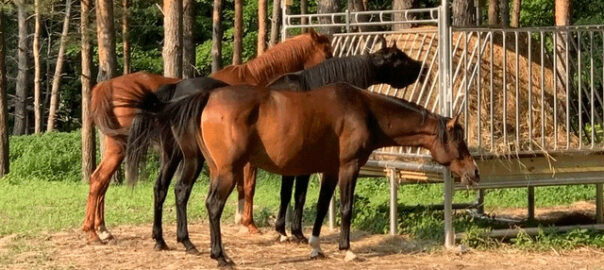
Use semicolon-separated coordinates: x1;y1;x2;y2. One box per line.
1;131;603;251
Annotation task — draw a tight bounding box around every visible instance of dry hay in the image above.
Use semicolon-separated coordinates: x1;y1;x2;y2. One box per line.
2;223;604;270
366;26;593;159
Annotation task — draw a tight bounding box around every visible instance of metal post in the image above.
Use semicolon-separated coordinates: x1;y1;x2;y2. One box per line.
597;184;603;223
389;168;399;235
527;187;535;221
477;189;485;215
345;9;351;33
280;0;287;41
443;169;455;248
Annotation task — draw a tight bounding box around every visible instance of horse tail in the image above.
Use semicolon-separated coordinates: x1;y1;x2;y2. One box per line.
90;80;125;136
161;89;213;150
122;83;178;184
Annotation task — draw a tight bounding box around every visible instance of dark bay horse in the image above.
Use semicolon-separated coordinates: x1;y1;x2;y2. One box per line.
84;29;332;248
124;37;423;248
192;83;479;266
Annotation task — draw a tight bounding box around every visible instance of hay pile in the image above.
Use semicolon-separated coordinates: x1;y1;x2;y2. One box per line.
369;27;586;158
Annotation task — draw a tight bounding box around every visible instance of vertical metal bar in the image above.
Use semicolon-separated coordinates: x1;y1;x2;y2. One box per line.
345;9;351;33
527;187;535;221
477;31;482;150
515;31;520;150
597;184;604;224
590;31;595;148
528;31;533;151
490;32;495;151
553;31;558;150
578;31;583;148
566;30;570;149
540;31;546;148
389;169;398;235
503;31;508;149
280;0;288;41
464;31;469;131
477;189;485;215
443;169;455;248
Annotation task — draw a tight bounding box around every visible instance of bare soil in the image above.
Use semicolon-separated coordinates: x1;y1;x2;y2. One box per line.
2;220;604;270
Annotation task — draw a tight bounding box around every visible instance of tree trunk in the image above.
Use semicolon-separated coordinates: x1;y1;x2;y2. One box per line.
393;0;417;30
500;0;509;27
257;0;267;55
318;0;339;35
554;0;571;101
269;0;280;47
488;0;499;26
14;0;29;135
510;0;521;27
0;8;9;175
47;0;73;132
163;0;183;78
81;0;95;182
233;0;243;65
300;0;307;33
96;0;118;81
182;0;195;78
452;0;476;27
211;0;223;72
348;0;367;32
34;0;43;134
122;0;130;74
555;0;571;26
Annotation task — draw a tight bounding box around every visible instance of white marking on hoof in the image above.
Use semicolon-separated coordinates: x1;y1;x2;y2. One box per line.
98;231;112;241
234;199;244;224
344;250;357;262
279;235;289;242
308;235;324;259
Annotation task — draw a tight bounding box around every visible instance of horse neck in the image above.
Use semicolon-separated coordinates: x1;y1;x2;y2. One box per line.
369;95;440;150
243;37;312;85
300;56;376;90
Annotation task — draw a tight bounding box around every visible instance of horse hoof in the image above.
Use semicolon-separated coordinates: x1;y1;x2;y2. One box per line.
292;235;308;244
309;249;326;260
247;225;260;235
154;242;170;251
98;230;114;241
276;234;289;243
186;247;201;256
217;257;235;268
344;250;358;262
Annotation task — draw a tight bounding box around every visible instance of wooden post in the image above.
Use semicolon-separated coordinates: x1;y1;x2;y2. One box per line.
527;186;535;221
596;184;603;223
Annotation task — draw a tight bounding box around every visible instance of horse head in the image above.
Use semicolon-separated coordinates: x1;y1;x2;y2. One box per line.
304;28;333;68
371;35;425;89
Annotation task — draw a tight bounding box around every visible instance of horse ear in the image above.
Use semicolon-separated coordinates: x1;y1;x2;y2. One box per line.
309;28;319;40
447;112;461;129
391;42;398;50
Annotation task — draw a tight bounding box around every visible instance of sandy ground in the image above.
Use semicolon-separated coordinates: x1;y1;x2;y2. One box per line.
2;220;604;270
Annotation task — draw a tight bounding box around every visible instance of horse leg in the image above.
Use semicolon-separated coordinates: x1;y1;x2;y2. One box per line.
291;174;311;243
83;136;123;243
152;147;181;251
337;163;360;260
240;163;259;234
174;154;203;254
275;175;295;240
207;166;240;267
309;173;338;259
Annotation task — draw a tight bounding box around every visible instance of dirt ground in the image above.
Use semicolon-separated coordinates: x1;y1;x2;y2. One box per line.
2;218;604;270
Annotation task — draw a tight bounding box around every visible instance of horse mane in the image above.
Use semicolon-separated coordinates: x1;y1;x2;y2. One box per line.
298;55;374;90
243;34;317;84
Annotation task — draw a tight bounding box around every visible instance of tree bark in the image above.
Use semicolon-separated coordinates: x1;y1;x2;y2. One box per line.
510;0;521;27
14;0;29;135
452;0;476;27
163;0;183;78
233;0;243;65
96;0;118;81
318;0;339;35
47;0;73;132
0;8;9;175
500;0;509;27
393;0;417;30
348;0;367;32
554;0;571;100
555;0;571;26
122;0;130;74
269;0;280;47
300;0;307;33
81;0;95;182
211;0;223;72
182;0;195;78
34;0;43;134
488;0;500;26
257;0;267;55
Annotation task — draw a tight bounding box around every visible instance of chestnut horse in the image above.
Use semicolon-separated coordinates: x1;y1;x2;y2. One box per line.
124;38;423;248
184;83;479;266
83;29;332;248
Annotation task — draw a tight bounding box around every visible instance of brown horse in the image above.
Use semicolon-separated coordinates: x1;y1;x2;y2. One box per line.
83;29;332;246
188;83;480;266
